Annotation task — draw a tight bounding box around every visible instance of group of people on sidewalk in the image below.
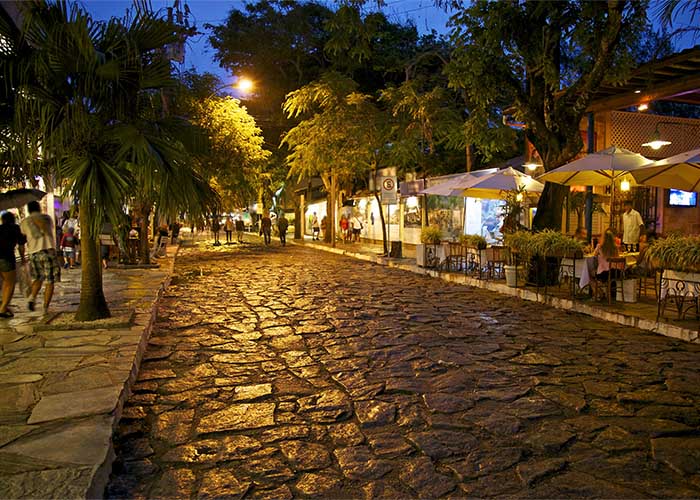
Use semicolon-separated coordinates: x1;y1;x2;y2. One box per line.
311;212;363;243
211;215;246;245
1;202;61;317
260;213;289;246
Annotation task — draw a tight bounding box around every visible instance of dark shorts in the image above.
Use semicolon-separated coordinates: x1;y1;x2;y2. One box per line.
0;258;15;273
29;250;60;283
352;228;361;235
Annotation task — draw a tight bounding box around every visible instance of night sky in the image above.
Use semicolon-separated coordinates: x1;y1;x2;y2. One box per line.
83;0;452;82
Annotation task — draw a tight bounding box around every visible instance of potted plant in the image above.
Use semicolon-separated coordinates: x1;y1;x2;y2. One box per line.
458;233;487;250
643;235;700;272
503;231;534;287
417;225;444;267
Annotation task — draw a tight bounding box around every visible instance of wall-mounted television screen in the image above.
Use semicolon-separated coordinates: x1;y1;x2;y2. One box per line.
668;189;698;207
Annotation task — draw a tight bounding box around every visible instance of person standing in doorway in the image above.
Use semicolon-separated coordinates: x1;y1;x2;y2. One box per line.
311;213;320;240
277;214;289;246
260;213;272;245
0;212;27;318
19;201;60;313
224;216;234;244
622;200;644;252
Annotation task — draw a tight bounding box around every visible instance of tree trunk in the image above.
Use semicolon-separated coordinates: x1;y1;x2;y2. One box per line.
330;171;337;248
75;202;110;321
375;191;388;255
532;182;569;230
139;204;152;265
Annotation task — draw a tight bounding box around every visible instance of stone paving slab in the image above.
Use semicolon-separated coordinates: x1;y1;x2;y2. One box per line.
106;241;700;498
295;238;700;344
0;249;176;499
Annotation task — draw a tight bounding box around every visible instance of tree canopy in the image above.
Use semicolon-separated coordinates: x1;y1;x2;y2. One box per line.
446;0;648;229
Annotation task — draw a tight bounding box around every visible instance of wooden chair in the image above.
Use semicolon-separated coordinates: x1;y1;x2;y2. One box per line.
592;257;626;305
485;246;509;280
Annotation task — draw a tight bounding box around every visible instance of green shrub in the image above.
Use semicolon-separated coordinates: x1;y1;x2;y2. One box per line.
420;226;443;245
458;233;487;249
644;235;700;272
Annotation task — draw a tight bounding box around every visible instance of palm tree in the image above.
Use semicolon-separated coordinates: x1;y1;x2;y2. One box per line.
5;1;218;320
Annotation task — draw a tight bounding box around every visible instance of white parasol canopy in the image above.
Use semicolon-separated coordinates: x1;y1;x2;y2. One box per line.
630;148;700;191
459;167;544;199
537;146;652;186
418;169;496;197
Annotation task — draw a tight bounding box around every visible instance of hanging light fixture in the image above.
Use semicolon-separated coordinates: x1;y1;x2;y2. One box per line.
620;179;631;192
642;125;672;150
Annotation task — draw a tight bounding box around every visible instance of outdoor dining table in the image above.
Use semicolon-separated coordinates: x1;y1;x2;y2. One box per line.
560;253;639;290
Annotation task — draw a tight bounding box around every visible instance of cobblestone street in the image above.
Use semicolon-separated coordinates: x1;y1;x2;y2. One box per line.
106;242;700;498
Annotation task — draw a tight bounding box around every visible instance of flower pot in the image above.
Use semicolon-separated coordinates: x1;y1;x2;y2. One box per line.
615;279;638;303
505;264;518;287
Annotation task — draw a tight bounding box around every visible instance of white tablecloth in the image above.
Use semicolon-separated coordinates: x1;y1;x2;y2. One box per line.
560;253;638;290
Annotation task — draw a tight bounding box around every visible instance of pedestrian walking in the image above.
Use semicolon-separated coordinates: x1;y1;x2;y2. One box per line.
311;213;320;240
277;214;289;246
19;201;60;313
260;213;272;245
59;227;78;269
622;200;644;252
211;216;221;246
224;216;234;244
0;212;27;318
351;214;363;242
235;217;245;243
339;215;350;243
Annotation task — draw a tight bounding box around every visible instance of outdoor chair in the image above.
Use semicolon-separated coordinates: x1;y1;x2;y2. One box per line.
592;257;626;305
485;246;509;280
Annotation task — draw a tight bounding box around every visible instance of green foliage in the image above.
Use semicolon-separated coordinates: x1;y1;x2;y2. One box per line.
505;230;584;260
445;0;648;230
644;235;700;272
458;233;487;249
420;225;443;245
282;72;381;188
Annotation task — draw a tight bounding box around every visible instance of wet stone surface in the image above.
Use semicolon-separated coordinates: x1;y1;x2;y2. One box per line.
106;242;700;498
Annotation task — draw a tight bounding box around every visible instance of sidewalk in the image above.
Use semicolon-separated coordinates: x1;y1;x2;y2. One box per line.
0;249;175;498
292;236;700;344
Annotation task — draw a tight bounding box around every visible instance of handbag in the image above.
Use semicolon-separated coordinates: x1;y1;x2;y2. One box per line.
17;262;32;298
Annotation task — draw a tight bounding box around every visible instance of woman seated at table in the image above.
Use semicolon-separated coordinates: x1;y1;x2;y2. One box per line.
593;228;620;289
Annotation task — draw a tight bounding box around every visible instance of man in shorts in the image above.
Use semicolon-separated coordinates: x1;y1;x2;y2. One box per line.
19;201;60;313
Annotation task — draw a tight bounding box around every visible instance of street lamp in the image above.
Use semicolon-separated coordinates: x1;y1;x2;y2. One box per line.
206;77;255;99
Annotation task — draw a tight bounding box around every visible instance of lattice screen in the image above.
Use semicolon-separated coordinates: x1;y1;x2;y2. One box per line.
610;111;700;159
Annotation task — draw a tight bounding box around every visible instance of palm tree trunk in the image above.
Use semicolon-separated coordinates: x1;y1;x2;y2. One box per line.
138;203;151;265
75;204;110;321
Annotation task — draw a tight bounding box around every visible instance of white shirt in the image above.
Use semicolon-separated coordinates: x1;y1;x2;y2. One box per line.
20;213;56;254
351;217;362;230
622;209;643;245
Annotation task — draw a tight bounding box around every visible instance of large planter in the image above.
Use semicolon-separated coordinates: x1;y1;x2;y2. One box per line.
616;279;639;303
504;265;518;287
416;243;446;268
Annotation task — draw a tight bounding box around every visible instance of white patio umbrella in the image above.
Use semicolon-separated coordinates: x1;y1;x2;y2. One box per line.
459;167;544;199
630;148;700;191
418;169;496;197
537;146;652;187
537;146;652;224
0;188;46;211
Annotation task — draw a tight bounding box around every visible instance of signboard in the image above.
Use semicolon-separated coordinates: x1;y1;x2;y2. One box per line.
381;176;397;204
371;167;397;204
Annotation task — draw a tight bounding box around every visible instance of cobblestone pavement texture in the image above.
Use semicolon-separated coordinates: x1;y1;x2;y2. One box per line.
107;242;700;498
0;256;172;498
